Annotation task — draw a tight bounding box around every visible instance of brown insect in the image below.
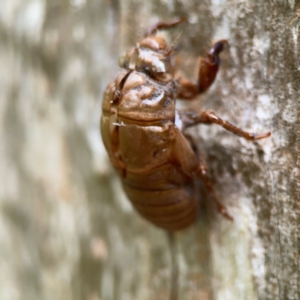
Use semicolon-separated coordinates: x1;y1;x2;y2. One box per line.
101;18;271;231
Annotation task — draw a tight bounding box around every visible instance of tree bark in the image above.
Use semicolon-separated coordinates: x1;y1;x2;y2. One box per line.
0;1;299;300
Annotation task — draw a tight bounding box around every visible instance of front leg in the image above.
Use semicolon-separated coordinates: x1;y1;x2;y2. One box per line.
177;40;228;99
145;17;184;37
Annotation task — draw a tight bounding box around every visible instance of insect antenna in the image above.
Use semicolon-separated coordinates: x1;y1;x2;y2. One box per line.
164;30;183;57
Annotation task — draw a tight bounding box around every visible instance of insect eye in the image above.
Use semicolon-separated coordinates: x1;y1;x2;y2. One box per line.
136;49;174;82
151;59;174;81
151;60;166;73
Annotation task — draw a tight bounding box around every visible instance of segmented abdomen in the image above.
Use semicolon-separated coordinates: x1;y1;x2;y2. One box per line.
121;166;198;231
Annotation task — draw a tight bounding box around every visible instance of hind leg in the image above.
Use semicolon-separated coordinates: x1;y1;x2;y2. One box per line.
185;134;233;221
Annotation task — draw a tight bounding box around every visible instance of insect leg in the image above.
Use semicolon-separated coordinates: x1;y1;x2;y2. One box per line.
198;161;234;221
184;133;233;221
179;110;271;140
177;40;228;99
145;17;185;37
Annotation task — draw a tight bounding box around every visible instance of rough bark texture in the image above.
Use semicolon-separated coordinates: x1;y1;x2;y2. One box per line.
0;1;299;300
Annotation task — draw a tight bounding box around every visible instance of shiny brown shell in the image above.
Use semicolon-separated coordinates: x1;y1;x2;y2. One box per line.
101;19;271;231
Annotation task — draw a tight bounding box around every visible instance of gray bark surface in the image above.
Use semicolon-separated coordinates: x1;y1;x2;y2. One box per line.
0;1;299;300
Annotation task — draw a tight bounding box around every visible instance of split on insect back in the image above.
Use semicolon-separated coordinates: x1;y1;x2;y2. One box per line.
101;17;271;232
